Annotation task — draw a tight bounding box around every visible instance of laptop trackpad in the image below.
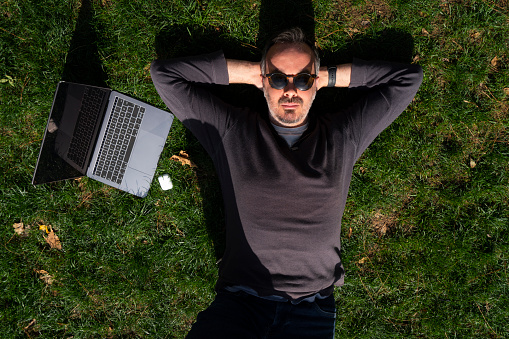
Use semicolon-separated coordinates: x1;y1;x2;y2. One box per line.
121;167;152;197
128;130;165;174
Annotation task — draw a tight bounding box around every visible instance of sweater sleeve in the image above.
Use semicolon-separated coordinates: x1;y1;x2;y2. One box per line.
344;58;423;160
150;51;235;156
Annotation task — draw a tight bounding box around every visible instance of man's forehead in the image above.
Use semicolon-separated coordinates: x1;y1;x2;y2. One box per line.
266;42;315;72
266;42;314;59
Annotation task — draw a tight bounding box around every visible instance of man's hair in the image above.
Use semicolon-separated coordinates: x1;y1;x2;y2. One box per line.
260;27;320;75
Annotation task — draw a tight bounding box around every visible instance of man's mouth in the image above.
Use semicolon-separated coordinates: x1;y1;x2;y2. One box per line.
279;98;303;110
281;103;299;109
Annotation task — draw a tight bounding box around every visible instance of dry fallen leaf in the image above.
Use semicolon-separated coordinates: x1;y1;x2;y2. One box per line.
357;257;369;264
503;88;509;96
43;225;62;250
470;159;476;168
171;150;197;168
35;270;54;285
490;56;500;68
471;31;482;40
13;222;25;235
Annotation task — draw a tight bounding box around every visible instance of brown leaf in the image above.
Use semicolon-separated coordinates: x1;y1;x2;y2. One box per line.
503;88;509;96
43;225;62;250
357;257;369;264
35;270;54;285
171;150;197;168
13;222;25;235
491;56;500;67
471;31;482;40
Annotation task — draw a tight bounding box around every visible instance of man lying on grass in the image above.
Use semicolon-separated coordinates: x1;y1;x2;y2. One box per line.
151;27;422;338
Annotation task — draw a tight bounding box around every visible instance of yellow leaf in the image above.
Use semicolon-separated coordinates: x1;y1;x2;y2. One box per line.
39;225;50;234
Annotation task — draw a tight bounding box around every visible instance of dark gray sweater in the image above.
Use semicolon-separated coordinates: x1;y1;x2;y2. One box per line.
151;51;423;300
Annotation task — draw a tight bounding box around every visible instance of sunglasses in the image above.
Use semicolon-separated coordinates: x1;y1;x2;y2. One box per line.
263;72;317;91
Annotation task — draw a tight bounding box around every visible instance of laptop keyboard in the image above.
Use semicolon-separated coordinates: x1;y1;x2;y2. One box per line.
93;97;145;184
67;87;106;168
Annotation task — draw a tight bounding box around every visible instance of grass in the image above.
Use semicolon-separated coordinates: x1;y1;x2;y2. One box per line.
1;0;508;337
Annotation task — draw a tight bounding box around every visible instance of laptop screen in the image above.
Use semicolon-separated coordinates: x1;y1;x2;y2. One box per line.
32;83;86;185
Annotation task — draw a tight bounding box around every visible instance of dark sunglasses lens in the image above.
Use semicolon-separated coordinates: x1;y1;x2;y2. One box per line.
269;74;288;89
294;74;313;90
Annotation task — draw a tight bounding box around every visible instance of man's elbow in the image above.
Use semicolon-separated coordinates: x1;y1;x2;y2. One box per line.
150;60;164;85
413;64;424;87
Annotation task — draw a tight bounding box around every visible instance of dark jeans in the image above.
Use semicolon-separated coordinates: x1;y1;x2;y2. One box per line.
186;289;336;339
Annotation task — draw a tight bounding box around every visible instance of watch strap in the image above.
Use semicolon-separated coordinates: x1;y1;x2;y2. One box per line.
327;66;337;87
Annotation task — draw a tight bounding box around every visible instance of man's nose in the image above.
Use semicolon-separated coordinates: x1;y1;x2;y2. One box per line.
283;79;298;97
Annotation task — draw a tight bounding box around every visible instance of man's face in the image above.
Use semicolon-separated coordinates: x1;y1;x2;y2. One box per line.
262;42;317;128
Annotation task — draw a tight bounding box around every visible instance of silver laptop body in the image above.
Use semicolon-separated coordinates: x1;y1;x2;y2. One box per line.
33;82;173;198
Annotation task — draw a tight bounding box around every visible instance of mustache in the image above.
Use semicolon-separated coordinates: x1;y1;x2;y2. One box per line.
278;97;303;105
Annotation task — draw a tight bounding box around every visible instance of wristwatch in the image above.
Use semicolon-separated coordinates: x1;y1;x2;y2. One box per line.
327;66;337;87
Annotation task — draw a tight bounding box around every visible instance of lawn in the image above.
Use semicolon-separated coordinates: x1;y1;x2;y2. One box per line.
1;0;508;337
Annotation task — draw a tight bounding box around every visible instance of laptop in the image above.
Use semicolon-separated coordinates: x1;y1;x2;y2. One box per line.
32;81;174;198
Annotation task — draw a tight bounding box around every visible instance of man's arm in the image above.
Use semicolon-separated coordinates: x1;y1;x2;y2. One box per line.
226;59;351;90
338;58;423;160
316;64;352;89
151;51;235;156
226;59;263;88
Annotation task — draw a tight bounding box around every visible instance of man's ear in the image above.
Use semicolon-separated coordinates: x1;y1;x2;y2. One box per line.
257;74;264;90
